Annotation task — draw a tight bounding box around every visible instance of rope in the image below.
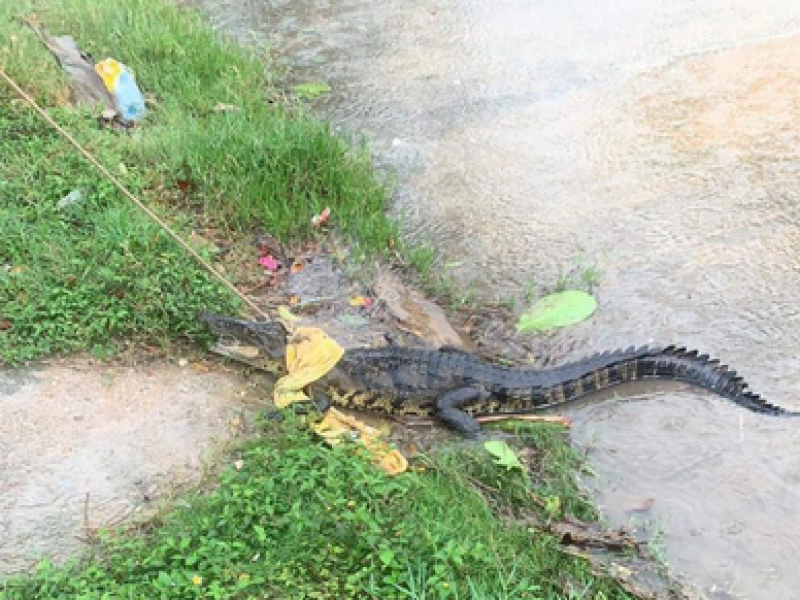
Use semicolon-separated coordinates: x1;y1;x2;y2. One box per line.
0;69;270;320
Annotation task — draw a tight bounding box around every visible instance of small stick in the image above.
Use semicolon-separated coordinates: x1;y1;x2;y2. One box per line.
476;414;571;428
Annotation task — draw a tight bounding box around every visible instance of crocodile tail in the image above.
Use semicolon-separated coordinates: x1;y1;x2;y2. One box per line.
540;345;797;416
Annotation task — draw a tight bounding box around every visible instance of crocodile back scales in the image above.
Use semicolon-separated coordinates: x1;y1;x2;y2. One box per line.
328;345;797;417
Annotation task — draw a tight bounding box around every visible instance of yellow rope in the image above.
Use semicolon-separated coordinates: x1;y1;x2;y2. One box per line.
0;69;270;320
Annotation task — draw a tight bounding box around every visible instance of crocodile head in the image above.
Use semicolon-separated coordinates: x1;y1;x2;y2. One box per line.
199;312;288;372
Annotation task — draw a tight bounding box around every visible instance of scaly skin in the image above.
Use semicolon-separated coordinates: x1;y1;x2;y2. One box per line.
200;312;798;438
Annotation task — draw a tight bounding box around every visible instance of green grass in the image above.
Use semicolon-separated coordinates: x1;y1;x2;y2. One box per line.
0;0;394;362
0;420;634;599
0;103;239;361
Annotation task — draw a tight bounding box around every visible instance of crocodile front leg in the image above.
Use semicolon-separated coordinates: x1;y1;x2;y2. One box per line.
266;394;331;421
435;387;487;439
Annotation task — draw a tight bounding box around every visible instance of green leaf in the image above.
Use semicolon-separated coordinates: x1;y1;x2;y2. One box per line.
544;496;562;518
293;82;332;99
516;290;596;333
483;440;523;470
378;549;395;566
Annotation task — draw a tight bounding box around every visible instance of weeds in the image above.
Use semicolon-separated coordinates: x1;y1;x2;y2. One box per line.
0;104;237;362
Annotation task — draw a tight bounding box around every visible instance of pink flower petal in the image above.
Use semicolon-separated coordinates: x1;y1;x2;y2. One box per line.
258;255;279;270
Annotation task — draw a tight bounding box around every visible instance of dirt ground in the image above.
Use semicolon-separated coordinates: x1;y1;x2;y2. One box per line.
0;357;268;576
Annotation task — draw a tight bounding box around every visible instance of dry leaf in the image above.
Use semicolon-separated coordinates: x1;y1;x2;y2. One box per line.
311;206;331;228
349;296;373;307
176;179;195;192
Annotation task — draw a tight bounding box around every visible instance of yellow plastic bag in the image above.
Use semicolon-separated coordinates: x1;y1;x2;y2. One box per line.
273;327;344;408
95;58;124;91
273;325;407;475
94;58;146;121
313;408;408;475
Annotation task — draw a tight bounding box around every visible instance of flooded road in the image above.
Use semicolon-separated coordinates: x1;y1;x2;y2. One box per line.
192;0;800;596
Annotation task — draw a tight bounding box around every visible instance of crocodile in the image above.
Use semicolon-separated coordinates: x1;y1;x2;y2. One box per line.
199;312;798;438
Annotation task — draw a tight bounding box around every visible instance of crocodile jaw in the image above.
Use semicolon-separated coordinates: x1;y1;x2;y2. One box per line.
210;341;284;373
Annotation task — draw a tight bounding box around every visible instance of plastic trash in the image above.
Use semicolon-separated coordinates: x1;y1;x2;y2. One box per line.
57;189;84;210
41;35;114;108
272;323;407;475
95;58;146;121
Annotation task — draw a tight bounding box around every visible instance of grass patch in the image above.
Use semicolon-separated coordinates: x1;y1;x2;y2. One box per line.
0;0;393;362
0;420;634;599
0;103;238;361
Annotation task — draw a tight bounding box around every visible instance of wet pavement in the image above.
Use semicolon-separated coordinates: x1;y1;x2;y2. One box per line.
0;359;263;576
193;1;800;596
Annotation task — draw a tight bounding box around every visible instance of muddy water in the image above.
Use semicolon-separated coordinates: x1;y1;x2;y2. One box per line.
192;1;800;596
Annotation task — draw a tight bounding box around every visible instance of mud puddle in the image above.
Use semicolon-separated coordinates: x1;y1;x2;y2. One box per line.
189;1;800;596
0;359;266;577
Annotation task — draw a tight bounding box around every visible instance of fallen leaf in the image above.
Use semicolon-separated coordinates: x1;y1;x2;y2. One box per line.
293;82;332;99
483;440;523;470
193;362;211;372
544;495;562;518
288;294;300;306
311;206;331;228
374;271;474;350
258;255;280;271
349;296;373;307
277;306;299;322
0;319;12;332
176;179;195;192
289;261;303;274
516;290;597;333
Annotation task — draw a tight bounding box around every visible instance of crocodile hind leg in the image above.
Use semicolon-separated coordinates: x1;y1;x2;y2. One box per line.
435;388;487;439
